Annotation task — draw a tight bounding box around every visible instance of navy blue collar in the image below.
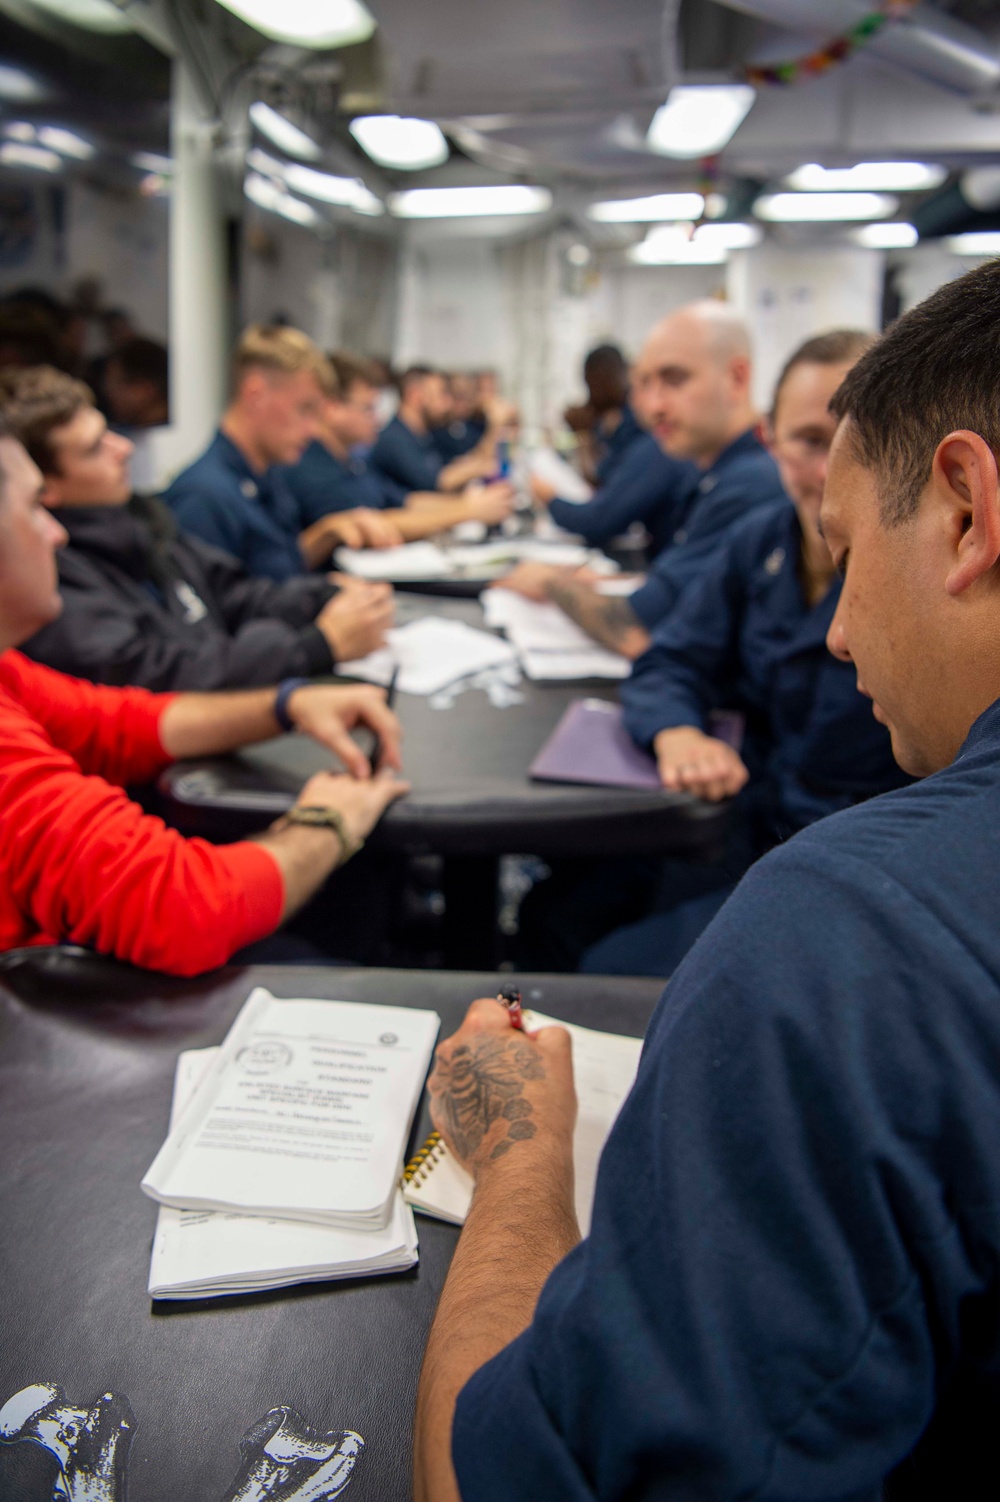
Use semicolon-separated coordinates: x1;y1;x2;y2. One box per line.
213;428;266;482
704;426;765;477
957;696;1000;761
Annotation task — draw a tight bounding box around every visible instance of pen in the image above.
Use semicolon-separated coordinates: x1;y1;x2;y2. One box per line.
366;663;399;774
496;985;523;1030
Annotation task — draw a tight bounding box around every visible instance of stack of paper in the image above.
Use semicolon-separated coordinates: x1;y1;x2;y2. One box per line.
483;589;630;681
141;988;439;1297
149;1051;419;1299
337;616;518;695
335;542;453;581
528;448;594;503
403;1010;642;1236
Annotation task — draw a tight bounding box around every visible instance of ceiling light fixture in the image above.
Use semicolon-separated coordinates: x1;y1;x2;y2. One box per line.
589;192;705;223
244;172;320;227
0;141;62;172
948;231;1000;256
350;114;448;171
629;228;727;265
27;0;133;32
37;125;94;159
692;221;761;250
754;192;897;222
248;102;320;162
0;65;43;102
786;161;947;193
217;0;375;49
131;151;172;175
389;184;552;218
646;84;756;159
852;222;918;249
284;162;384;215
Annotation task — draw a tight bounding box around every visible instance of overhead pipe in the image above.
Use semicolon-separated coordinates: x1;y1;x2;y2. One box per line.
716;0;1000;95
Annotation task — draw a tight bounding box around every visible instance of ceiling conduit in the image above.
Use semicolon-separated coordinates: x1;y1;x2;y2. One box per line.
714;1;1000;95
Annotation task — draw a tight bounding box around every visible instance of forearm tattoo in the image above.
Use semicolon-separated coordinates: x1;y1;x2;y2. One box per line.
436;1035;546;1162
545;579;641;653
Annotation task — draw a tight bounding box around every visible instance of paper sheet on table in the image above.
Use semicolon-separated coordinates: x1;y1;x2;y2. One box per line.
337;616;518;695
529;448;594;503
141;988;440;1229
149;1050;418;1298
403;1010;642;1237
335;542;453;580
482;590;629;680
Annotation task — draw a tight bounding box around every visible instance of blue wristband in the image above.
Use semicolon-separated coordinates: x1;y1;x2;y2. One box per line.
273;677;310;733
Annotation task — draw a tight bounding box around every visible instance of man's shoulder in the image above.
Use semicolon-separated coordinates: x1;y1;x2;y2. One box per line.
165;437;241;506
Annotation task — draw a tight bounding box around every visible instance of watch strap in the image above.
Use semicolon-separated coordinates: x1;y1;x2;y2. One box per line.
273;677;311;734
283;804;363;862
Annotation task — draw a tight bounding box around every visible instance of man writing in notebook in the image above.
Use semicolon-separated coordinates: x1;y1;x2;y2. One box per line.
414;259;1000;1499
0;419;408;977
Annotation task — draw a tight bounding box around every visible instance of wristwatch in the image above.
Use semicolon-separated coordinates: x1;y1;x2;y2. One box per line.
282;804;363;863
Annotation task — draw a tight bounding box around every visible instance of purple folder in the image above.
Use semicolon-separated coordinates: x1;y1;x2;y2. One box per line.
530;699;662;790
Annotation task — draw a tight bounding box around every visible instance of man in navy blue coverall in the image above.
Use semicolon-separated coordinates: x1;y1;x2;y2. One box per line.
413;258;1000;1501
499;300;784;659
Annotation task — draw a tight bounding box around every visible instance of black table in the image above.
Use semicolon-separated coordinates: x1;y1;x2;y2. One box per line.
158;595;729;967
0;948;663;1502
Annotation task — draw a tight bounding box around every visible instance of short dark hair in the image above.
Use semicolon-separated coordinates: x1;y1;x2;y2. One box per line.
830;259;1000;526
772;329;876;420
109;336;168;393
583;344;626;376
328;351;384;395
399;365;436;397
0;365;95;474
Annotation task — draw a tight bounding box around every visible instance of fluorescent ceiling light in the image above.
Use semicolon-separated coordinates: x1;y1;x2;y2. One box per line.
589;192;705;223
646;84;756;160
3;122;36;141
27;0;133;31
37;125;94;159
350;114;448;171
948;231;1000;256
629;226;727;265
852;221;918;249
217;0;375;49
249;102;320;162
0;141;62;172
244;172;319;227
755;192;897;222
786;161;946;193
0;65;43;102
389;184;552;218
692;221;761;250
131;151;172;175
284;162;383;215
246;147;286;178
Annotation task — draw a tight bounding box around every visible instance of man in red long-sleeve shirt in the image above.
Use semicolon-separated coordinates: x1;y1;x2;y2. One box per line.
0;422;409;977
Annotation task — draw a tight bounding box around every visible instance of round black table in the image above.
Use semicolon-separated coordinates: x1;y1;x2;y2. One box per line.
157;595;729;967
0;947;663;1502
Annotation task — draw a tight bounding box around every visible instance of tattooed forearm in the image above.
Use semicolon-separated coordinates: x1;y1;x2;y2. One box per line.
544;579;651;659
435;1035;546;1162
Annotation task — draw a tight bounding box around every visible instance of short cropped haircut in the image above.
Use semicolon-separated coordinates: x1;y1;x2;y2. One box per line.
583;343;627;376
399;365;436;397
830;258;1000;526
328;351;384;395
110;336;169;393
772;329;876;420
0;365;94;475
232;324;336;397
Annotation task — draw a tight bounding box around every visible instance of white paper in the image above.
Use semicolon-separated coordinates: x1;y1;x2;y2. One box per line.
529;447;594;503
482;590;630;680
142;989;439;1229
337;616;517;696
149;1051;418;1299
404;1011;642;1236
335;542;453;580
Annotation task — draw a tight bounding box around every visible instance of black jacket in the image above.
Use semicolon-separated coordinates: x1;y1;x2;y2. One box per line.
22;496;337;691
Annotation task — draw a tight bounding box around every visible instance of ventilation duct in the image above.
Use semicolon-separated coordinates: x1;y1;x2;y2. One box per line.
715;1;1000;95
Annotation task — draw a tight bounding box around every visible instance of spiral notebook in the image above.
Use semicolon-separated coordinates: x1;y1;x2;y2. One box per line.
402;1011;643;1237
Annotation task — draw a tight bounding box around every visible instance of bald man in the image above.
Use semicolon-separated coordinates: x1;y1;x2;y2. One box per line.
500;301;786;658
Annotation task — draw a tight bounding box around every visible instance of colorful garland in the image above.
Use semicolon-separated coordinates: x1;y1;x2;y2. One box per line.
745;1;917;87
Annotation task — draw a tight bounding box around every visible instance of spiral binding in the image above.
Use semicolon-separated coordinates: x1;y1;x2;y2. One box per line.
402;1130;448;1187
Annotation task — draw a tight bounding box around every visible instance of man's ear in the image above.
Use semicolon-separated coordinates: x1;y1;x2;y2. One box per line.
38;473;64;508
939;431;1000;597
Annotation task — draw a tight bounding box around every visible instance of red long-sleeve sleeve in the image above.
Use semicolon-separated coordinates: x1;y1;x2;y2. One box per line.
0;651;284;976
